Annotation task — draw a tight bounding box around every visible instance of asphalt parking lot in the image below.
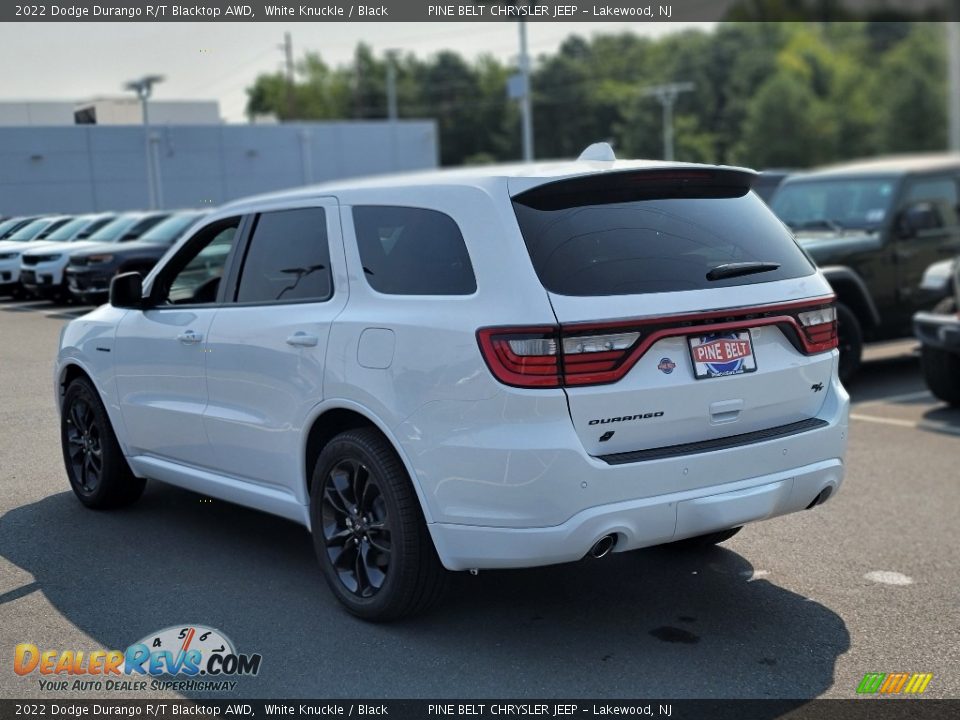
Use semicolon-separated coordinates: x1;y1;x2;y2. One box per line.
1;297;958;701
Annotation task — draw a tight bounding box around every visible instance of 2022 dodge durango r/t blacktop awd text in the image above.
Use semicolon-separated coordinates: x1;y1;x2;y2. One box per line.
55;153;849;620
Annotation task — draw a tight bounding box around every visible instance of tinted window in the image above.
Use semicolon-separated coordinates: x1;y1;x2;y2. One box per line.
771;177;897;231
45;215;110;242
236;208;332;303
513;171;815;296
86;214;166;243
138;212;205;244
162;219;241;305
903;177;959;227
87;215;144;243
6;219;53;241
353;206;476;295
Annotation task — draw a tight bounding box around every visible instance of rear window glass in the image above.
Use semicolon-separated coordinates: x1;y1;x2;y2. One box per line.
353;206;477;295
512;171;815;296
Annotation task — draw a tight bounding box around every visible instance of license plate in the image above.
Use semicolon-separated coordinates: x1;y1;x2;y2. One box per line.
688;330;757;379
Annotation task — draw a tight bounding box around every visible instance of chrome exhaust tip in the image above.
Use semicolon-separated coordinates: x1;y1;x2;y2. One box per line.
589;534;617;559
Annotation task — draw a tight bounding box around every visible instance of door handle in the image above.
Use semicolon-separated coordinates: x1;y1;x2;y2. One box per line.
286;332;319;347
177;330;202;345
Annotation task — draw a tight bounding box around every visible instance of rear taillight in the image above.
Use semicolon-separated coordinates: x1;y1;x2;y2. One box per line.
476;327;561;388
477;326;642;388
796;305;838;353
478;297;837;389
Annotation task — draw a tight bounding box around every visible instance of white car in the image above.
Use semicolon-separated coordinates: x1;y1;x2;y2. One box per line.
21;212;168;300
0;216;74;295
55;152;849;620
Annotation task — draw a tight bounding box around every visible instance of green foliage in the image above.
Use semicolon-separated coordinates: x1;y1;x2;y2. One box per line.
245;22;950;169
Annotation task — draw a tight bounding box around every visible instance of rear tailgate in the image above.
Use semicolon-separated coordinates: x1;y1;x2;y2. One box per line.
510;168;838;459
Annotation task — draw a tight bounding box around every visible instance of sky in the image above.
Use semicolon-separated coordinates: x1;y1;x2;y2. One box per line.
0;22;712;122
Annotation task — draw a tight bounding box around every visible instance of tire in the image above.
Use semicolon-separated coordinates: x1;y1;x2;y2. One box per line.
835;302;863;384
920;344;960;407
666;526;742;549
309;428;447;621
60;377;145;509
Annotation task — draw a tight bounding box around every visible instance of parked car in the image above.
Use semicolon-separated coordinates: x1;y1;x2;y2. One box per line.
914;259;960;406
770;154;960;381
0;216;74;296
21;211;169;301
0;215;42;240
56;154;848;620
0;214;116;299
66;210;207;304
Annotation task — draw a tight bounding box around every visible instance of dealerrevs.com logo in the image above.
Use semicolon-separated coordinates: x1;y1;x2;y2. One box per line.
14;624;262;693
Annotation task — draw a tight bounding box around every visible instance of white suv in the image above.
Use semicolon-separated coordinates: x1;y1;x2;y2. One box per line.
55;157;849;620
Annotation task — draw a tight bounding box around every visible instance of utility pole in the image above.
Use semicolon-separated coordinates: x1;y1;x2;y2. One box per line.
279;32;294;119
641;81;695;161
948;21;960;151
518;20;534;161
386;50;399;121
124;74;164;210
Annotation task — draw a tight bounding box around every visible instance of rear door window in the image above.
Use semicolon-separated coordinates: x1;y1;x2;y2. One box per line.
352;206;477;295
235;207;332;304
513;171;816;296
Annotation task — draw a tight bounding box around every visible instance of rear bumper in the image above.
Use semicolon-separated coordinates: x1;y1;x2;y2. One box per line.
914;311;960;353
430;458;842;570
399;375;849;570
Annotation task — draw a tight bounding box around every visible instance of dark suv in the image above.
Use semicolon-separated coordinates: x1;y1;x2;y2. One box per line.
65;211;206;304
771;155;960;381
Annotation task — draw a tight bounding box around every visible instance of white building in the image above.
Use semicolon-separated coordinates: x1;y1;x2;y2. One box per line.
0;98;221;126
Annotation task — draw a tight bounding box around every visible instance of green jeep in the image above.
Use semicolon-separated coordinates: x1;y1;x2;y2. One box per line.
770;155;960;381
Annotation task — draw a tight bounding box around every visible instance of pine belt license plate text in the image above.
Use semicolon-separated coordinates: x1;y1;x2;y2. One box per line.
688;330;757;379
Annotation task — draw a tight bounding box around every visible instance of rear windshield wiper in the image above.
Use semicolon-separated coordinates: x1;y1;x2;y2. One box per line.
706;262;781;281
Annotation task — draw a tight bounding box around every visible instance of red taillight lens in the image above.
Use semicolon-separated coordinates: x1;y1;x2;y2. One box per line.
477;326;641;388
476;327;561;388
795;305;838;353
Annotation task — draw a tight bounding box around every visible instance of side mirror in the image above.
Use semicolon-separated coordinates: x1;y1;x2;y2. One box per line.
897;202;940;238
110;272;144;309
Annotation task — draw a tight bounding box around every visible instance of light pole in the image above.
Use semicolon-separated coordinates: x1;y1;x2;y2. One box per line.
386;49;399;121
518;20;534;161
124;74;164;209
948;22;960;151
641;82;695;161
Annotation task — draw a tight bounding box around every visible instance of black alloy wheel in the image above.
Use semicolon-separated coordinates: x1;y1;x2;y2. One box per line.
60;377;145;509
321;458;392;598
65;395;104;496
309;428;447;620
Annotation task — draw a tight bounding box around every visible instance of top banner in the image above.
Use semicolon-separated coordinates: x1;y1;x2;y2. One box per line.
2;0;953;23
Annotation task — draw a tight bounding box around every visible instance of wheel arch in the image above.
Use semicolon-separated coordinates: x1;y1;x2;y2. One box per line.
300;400;435;527
820;266;881;331
57;361;96;411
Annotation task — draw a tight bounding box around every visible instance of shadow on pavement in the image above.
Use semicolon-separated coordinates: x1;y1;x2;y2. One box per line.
1;484;849;704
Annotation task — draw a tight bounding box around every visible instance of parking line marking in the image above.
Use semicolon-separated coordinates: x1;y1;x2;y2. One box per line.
850;413;916;428
851;413;960;437
853;390;933;407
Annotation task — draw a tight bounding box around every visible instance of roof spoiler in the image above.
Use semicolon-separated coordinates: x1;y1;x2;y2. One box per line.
513;167;757;210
